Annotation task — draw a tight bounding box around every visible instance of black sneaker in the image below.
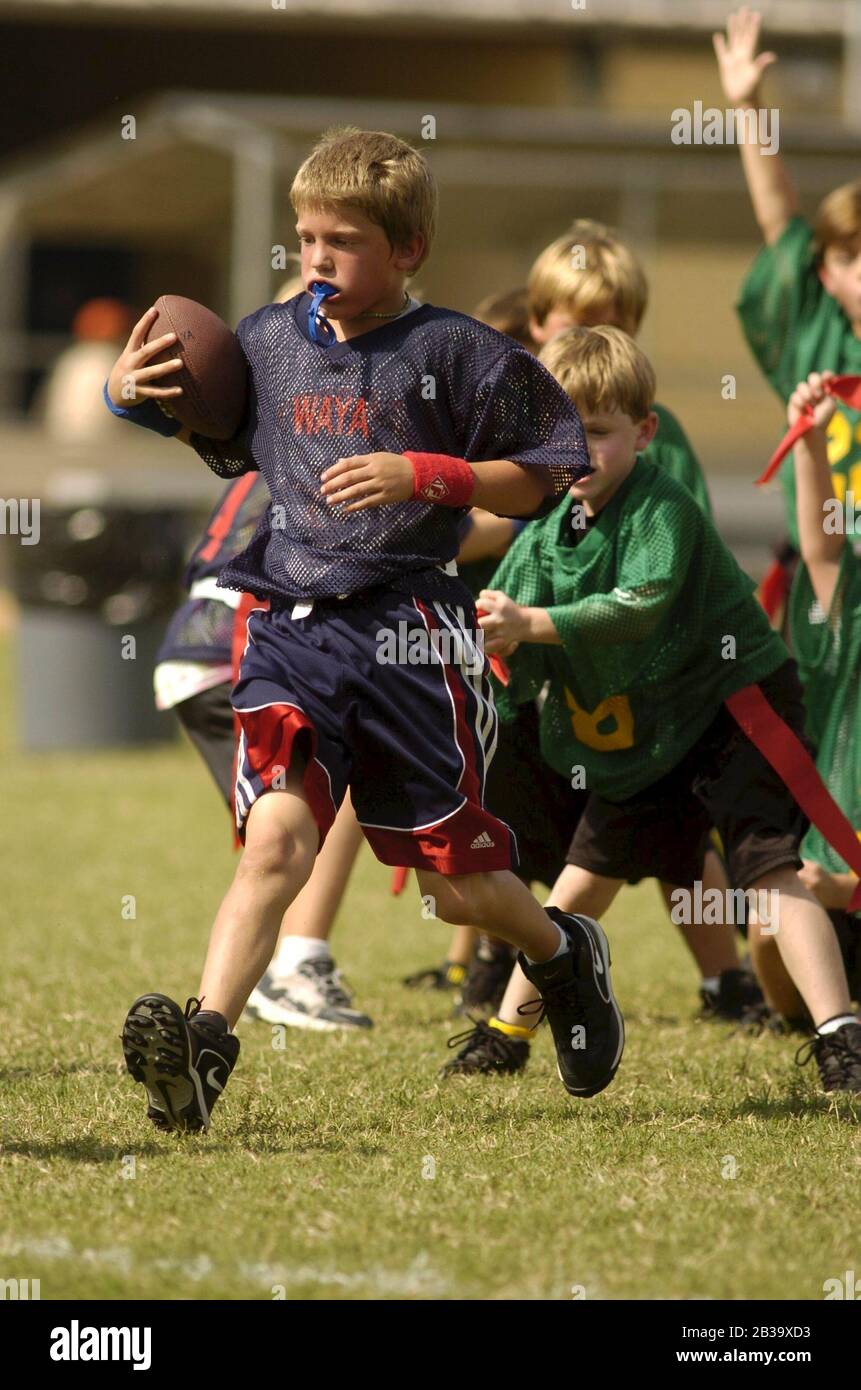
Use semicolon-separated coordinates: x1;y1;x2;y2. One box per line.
121;994;239;1132
700;967;765;1022
458;936;515;1018
518;908;624;1099
737;1000;812;1037
402;960;468;991
440;1021;530;1077
795;1021;861;1094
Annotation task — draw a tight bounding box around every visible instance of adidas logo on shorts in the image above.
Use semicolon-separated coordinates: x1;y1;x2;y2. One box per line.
470;831;496;849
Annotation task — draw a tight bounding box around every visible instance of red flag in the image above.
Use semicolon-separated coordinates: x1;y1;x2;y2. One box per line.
726;684;861;912
475;608;510;686
391;866;410;896
757;375;861;486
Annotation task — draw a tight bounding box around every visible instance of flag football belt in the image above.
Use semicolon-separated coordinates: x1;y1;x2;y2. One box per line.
756;375;861;486
726;683;861;911
388;686;861;902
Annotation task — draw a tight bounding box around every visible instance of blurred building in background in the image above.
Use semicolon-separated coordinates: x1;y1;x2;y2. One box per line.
0;0;858;544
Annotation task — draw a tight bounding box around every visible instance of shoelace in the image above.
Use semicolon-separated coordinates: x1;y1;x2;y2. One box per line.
297;958;353;1008
516;977;589;1032
795;1028;861;1081
445;1020;522;1059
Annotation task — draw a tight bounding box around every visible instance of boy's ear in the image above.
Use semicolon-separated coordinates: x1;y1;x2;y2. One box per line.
529;315;549;345
394;234;426;273
817;262;836;298
636;411;659;450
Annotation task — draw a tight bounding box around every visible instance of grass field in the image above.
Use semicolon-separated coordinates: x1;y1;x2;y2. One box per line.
1;635;860;1303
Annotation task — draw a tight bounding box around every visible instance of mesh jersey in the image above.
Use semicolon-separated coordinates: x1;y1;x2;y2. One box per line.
790;547;861;881
491;457;787;800
188;293;590;603
737;215;861;547
157;474;270;665
647;402;712;516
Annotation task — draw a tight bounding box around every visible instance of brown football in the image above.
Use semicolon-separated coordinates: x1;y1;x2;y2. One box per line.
144;294;247;440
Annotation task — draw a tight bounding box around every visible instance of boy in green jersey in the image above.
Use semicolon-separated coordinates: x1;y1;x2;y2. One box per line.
715;7;861;546
788;372;861;996
469;326;861;1097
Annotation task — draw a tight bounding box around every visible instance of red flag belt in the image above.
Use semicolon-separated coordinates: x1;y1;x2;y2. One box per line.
725;684;861;911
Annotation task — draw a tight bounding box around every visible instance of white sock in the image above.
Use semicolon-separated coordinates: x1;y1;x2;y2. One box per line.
700;976;720;996
271;936;331;980
816;1014;858;1036
526;923;568;966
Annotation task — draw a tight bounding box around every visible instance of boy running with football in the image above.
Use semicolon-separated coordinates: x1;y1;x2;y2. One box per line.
105;126;624;1132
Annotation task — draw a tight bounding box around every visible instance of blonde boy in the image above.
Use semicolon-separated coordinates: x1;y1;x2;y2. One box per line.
475;327;861;1096
106;127;625;1130
527;220;712;516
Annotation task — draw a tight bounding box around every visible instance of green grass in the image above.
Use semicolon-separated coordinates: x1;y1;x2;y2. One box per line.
1;636;860;1301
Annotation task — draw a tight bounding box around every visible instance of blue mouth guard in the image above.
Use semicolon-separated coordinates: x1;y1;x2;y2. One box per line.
307;281;338;345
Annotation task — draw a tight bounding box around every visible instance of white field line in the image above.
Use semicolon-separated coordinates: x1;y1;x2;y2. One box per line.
0;1236;451;1296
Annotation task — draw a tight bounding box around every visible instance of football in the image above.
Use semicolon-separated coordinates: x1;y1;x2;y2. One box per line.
144;294;247;440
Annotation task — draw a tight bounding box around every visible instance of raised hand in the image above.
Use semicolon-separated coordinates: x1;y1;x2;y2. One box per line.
787;371;838;432
713;7;777;105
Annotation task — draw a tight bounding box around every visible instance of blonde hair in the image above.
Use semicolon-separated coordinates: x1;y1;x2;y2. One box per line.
539;325;656;421
528;220;648;336
290;126;437;274
813;179;861;263
472;287;535;349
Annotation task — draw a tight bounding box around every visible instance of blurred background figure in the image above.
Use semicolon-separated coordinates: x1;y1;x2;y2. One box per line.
33;297;135;443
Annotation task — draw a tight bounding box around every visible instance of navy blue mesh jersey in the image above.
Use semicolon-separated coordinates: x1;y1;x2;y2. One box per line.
188;292;591;604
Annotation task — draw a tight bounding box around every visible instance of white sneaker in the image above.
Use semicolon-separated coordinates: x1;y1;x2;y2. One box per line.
244;958;373;1032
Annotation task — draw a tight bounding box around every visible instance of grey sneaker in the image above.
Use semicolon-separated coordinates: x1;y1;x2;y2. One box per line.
244;958;373;1032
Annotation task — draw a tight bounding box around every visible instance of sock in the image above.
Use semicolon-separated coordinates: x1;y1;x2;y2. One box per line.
271;936;331;979
525;922;567;966
444;961;468;986
816;1013;858;1036
489;1016;533;1041
700;976;720;996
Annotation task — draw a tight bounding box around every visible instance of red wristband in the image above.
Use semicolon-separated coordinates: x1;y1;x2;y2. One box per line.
404;451;474;507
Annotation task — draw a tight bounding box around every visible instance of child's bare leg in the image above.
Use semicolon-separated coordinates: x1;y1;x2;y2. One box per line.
198;777;319;1027
748;866;852;1027
658;850;740;978
493;863;623;1028
273;790;363;948
447;924;478;966
747;927;806;1019
416;869;560;961
430;862;625;1095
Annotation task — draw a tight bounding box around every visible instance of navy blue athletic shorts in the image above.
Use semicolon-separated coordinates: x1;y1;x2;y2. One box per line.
231;579;518;876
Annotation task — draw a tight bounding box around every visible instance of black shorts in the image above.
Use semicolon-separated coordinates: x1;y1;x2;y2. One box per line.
174;680;235;807
486;701;587;888
566;659;811;891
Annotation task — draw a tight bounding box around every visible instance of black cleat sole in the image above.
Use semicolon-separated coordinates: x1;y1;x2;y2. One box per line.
121;993;209;1133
